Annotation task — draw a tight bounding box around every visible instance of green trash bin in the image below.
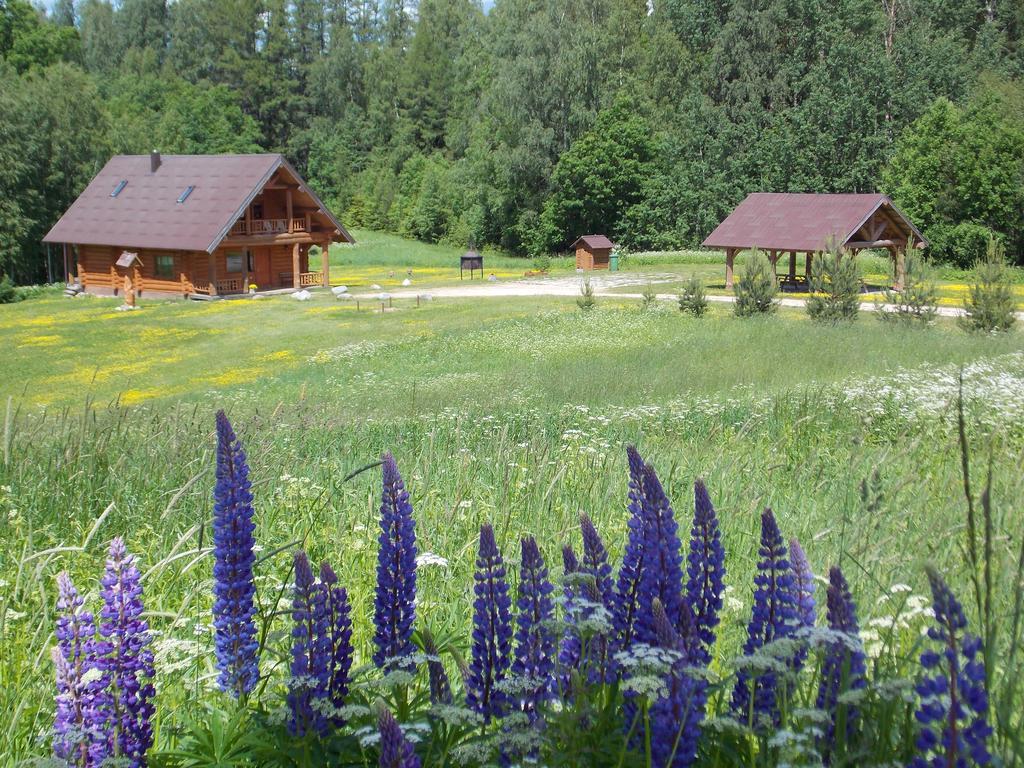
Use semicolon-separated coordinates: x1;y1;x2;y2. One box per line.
609;249;619;271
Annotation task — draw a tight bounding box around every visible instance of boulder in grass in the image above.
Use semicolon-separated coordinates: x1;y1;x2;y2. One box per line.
292;290;312;301
402;278;411;286
331;285;349;296
337;293;355;301
371;283;382;290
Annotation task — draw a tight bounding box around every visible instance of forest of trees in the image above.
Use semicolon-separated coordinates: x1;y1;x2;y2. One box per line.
2;0;1024;283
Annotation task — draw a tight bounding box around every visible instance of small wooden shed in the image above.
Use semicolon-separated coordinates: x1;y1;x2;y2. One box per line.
571;234;615;270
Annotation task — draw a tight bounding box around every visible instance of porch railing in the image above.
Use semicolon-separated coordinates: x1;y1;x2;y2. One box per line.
298;271;323;287
229;218;308;236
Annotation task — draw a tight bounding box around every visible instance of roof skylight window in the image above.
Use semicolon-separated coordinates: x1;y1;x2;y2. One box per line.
177;185;194;204
111;180;128;197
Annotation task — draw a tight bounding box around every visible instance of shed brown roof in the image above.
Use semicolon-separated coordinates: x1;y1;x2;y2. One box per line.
571;234;615;250
43;153;352;253
701;193;925;252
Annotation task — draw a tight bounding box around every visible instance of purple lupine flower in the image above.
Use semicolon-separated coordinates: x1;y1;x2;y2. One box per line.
613;446;647;647
789;539;816;630
579;514;617;682
96;537;155;768
511;536;556;721
685;479;726;667
465;523;513;723
320;562;353;727
633;463;686;646
421;630;452;705
373;453;418;672
580;514;614;611
910;567;991;768
649;598;707;768
378;708;421;768
557;545;582;689
212;411;260;698
731;509;798;726
53;572;102;766
815;566;866;758
287;551;330;737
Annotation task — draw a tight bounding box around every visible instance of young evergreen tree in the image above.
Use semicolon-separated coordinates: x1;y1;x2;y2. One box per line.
734;249;778;316
959;237;1018;333
806;246;862;323
678;274;708;317
878;250;938;325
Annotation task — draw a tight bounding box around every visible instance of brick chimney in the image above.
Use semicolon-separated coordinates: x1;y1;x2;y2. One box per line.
150;150;161;173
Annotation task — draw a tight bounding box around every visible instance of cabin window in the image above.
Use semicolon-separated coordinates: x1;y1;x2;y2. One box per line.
226;252;245;273
177;185;195;204
154;254;175;279
111;180;127;197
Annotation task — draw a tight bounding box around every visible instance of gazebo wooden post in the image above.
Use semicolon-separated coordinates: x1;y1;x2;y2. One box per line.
321;241;330;287
725;248;736;289
893;246;906;291
292;243;301;289
208;251;218;296
805;252;813;280
769;250;778;278
788;251;797;280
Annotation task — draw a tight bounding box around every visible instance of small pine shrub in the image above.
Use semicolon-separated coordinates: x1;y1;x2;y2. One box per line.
577;278;596;311
734;249;777;316
0;276;17;304
806;247;861;323
640;282;657;310
533;253;552;273
879;250;938;326
959;237;1017;333
678;274;707;317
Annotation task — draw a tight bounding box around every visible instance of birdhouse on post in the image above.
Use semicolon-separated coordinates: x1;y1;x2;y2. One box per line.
115;251;143;307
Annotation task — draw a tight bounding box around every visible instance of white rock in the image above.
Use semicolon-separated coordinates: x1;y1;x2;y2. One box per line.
331;285;349;295
370;283;382;290
487;274;497;282
402;278;411;286
292;290;312;301
336;293;354;301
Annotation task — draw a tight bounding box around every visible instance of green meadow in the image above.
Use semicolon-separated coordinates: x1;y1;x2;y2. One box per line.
2;231;1024;762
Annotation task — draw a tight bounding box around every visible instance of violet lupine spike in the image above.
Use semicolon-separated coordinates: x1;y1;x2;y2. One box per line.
511;536;556;722
378;708;421;768
633;463;686;646
320;562;354;727
731;509;799;727
613;446;648;647
789;538;816;629
580;514;615;611
212;411;260;698
97;537;155;768
557;545;582;689
465;524;513;723
373;453;418;672
421;630;453;705
53;572;102;766
685;479;726;667
910;566;991;768
815;566;866;759
649;598;707;768
287;551;331;737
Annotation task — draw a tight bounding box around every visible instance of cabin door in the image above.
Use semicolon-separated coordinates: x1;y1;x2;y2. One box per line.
252;247;272;288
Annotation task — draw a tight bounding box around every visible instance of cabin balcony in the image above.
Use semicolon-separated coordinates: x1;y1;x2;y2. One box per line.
229;217;309;237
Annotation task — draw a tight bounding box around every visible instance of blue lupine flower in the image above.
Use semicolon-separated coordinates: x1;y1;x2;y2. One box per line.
580;514;614;611
685;479;726;667
649;598;707;768
373;453;418;672
731;509;798;726
816;566;866;758
511;536;556;721
212;411;260;698
320;562;353;727
910;566;991;768
613;446;647;647
789;538;816;630
96;537;155;768
557;545;582;689
634;463;686;646
421;630;452;705
53;572;102;766
465;524;513;723
287;551;330;737
378;708;421;768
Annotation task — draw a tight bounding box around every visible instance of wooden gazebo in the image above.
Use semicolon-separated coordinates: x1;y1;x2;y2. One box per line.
702;193;927;291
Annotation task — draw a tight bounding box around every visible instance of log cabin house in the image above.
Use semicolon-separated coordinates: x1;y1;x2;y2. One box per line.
43;152;354;298
702;193;927;291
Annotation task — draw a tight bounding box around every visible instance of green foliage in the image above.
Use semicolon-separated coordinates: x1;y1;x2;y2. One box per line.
576;278;595;311
959;238;1018;333
879;250;938;326
0;0;81;73
640;281;658;310
0;275;17;304
733;249;778;317
806;247;862;323
930;222;1002;270
678;274;708;317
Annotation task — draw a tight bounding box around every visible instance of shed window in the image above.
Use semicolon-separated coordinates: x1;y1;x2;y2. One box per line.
226;252;245;273
111;180;128;197
155;254;175;279
177;185;194;204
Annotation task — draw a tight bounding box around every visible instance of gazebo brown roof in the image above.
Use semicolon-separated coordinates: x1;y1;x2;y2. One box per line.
703;193;926;290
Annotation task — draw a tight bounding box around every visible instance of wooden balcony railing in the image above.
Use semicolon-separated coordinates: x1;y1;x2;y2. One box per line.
297;271;323;287
229;218;308;236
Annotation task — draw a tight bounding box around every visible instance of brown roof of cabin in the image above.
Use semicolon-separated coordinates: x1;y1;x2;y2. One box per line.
43;153;352;253
702;193;925;252
570;234;615;250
